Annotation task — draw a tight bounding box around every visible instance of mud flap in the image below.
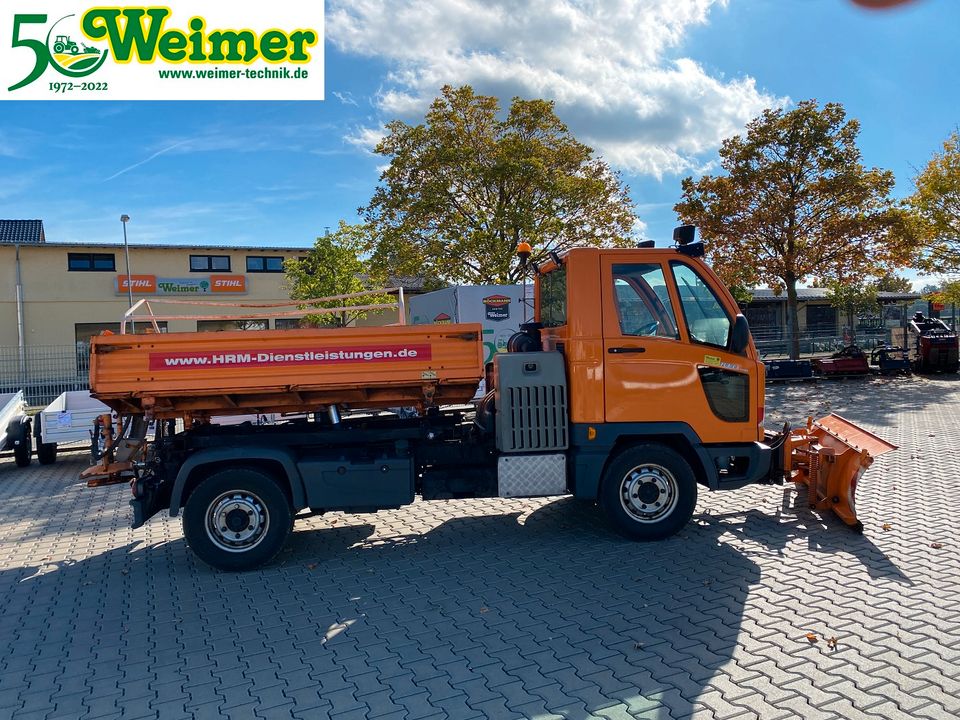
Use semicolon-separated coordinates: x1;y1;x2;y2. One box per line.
785;414;897;530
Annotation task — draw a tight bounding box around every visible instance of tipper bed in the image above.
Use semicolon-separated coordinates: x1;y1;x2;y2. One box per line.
89;323;484;419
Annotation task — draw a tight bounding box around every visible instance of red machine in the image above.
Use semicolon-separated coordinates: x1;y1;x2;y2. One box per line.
908;312;959;373
813;345;871;377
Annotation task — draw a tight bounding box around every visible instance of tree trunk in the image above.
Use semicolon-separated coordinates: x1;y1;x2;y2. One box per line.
786;274;800;360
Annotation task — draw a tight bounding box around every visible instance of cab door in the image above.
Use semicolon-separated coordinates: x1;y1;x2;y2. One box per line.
600;255;759;444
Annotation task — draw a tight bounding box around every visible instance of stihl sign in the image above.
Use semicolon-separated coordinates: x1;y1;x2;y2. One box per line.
116;275;157;293
210;275;247;292
115;274;247;295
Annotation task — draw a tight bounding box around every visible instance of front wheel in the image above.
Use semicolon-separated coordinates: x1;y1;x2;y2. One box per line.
182;468;293;571
600;444;697;541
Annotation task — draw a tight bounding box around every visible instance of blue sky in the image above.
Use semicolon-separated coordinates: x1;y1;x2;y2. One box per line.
1;0;957;288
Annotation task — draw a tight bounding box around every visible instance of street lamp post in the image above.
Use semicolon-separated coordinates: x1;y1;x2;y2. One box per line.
120;214;134;332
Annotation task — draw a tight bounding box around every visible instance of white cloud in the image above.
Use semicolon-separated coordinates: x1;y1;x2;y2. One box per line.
344;125;387;153
327;0;785;178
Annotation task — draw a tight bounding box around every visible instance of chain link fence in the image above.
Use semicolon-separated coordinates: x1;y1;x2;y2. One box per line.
0;345;90;407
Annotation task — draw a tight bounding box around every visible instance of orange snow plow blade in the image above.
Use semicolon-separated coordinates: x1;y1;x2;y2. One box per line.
785;414;897;531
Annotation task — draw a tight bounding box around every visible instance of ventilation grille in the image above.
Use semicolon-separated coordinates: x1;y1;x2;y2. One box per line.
502;384;568;452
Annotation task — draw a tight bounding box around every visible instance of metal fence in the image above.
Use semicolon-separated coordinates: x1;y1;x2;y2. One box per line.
0;345;89;407
752;328;893;358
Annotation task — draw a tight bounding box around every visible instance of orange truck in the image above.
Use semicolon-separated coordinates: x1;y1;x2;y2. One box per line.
86;227;895;570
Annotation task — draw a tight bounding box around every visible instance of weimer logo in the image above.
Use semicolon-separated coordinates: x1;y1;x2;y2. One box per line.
8;13;108;90
2;3;325;100
482;295;511;322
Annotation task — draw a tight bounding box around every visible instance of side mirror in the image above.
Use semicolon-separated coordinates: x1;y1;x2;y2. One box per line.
730;314;750;354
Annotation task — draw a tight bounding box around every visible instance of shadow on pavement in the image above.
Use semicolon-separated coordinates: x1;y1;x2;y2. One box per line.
765;373;960;430
0;493;911;720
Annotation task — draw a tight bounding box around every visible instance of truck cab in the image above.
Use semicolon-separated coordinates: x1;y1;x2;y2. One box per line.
531;244;771;500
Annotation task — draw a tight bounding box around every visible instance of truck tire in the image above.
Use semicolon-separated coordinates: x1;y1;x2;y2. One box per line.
599;444;697;541
13;423;31;468
182;468;293;571
37;442;57;465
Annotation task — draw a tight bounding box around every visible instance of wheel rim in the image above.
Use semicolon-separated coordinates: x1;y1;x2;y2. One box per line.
619;463;680;524
205;490;270;553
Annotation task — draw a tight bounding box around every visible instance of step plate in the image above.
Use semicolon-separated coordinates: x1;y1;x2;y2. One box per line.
498;453;567;498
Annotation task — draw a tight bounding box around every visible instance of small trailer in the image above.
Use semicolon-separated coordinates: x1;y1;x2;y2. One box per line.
35;391;111;465
0;391;33;468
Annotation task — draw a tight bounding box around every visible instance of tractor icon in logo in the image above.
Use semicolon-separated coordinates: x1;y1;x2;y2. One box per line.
51;34;102;57
47;17;107;75
52;35;78;55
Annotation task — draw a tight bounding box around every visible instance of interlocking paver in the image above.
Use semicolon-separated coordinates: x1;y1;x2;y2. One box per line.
2;376;960;719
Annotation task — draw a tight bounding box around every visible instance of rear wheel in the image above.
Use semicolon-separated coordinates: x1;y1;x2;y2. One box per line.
37;442;57;465
600;444;697;540
13;423;31;468
33;415;57;465
182;468;293;571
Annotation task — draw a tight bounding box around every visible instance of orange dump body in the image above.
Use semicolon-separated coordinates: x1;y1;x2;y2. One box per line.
89;323;484;419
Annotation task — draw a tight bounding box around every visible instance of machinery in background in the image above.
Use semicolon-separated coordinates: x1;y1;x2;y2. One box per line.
907;312;959;373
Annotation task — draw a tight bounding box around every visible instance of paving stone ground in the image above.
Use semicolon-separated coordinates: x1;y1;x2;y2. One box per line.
0;375;958;719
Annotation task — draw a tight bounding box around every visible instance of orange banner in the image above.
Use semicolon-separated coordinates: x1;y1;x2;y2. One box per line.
116;275;157;293
210;275;247;293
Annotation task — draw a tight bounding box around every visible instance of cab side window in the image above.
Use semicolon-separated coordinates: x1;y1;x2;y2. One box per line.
670;262;732;348
540;266;567;327
612;264;679;339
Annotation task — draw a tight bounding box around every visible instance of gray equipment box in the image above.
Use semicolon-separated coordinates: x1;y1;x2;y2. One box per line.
494;352;568;453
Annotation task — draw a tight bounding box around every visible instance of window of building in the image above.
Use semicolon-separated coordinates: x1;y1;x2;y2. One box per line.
68;253;116;272
197;319;268;332
190;254;231;272
246;256;285;273
611;263;679;338
274;318;304;330
806;304;838;335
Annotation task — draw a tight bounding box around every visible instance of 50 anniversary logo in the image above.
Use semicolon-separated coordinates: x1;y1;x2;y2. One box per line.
2;3;324;100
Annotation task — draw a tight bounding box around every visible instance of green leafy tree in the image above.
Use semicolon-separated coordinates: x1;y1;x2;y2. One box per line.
675;100;915;359
874;273;914;293
911;130;960;271
826;279;878;339
926;280;960;307
284;222;380;327
363;85;637;285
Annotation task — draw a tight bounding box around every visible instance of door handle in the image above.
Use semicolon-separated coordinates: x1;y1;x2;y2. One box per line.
608;346;646;354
